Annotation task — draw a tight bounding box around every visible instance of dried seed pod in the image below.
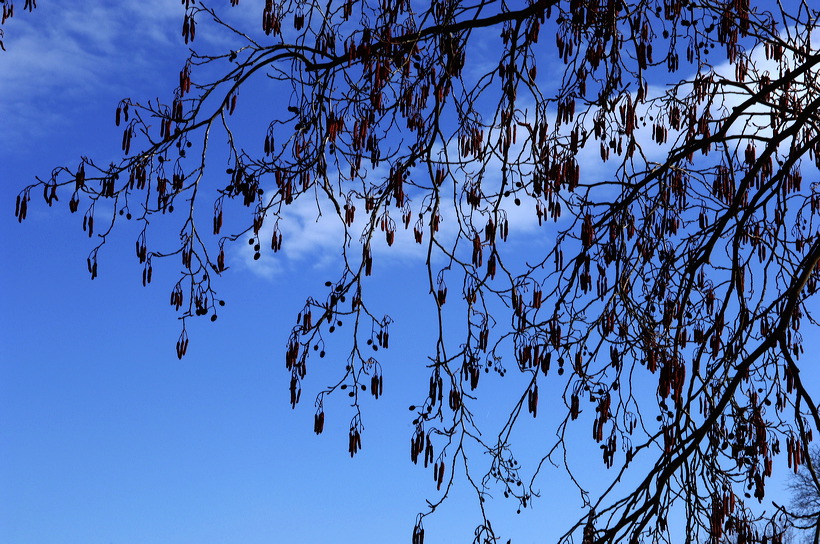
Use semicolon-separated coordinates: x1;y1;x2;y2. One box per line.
87;252;99;280
69;193;80;213
75;163;85;191
370;374;380;399
528;384;538;417
471;233;483;267
424;436;434;467
487;252;497;279
142;262;153;286
449;389;461;411
176;330;189;360
364;245;373;276
412;523;425;544
289;376;300;408
435;276;447;306
122;126;132;155
540;351;551;375
15;193;28;222
314;411;324;434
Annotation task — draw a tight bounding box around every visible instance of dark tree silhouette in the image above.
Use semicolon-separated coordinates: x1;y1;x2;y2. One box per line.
6;0;820;542
784;447;820;544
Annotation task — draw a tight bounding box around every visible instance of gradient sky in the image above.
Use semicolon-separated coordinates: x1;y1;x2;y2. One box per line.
1;2;817;544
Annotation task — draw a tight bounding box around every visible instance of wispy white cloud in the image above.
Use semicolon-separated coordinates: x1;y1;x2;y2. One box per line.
0;0;186;150
231;163;560;282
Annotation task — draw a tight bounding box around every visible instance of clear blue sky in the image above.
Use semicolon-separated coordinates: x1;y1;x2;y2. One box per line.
0;2;816;544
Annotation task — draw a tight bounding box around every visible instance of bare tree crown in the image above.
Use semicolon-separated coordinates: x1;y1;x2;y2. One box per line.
6;0;820;542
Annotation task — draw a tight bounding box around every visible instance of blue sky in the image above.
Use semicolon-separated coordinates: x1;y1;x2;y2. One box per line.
1;2;818;544
0;3;570;542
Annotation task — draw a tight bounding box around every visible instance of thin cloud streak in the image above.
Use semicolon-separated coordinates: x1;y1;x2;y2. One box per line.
0;1;183;150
